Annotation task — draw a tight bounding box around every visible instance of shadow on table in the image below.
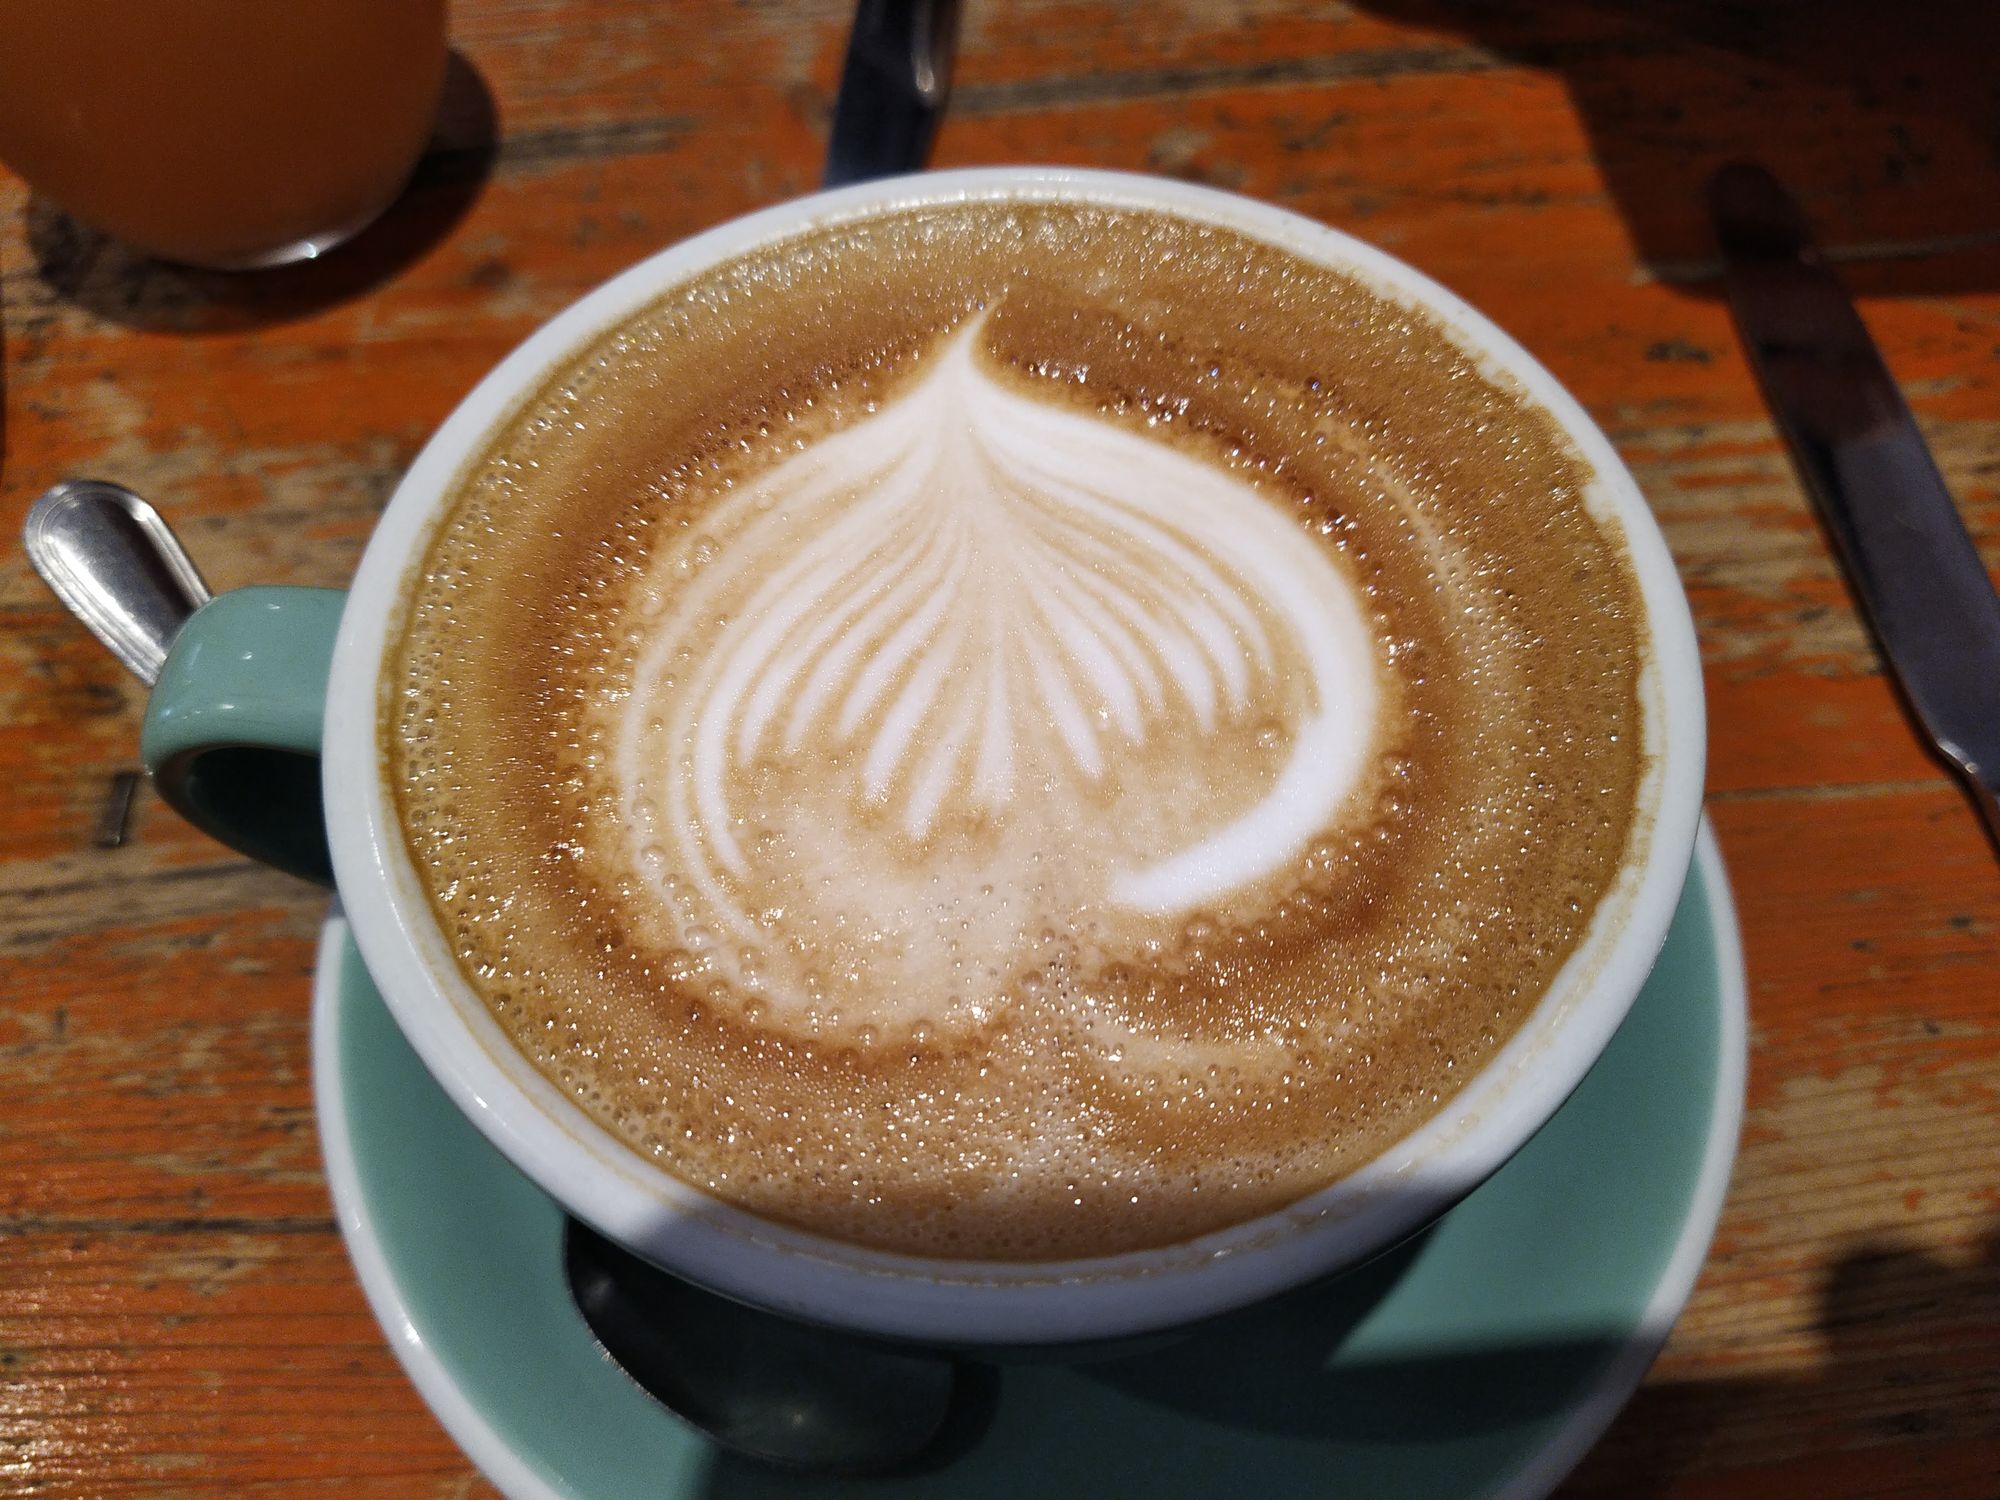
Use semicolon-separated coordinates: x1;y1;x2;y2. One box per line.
1562;1221;2000;1496
690;1219;2000;1498
23;48;500;333
1351;0;2000;298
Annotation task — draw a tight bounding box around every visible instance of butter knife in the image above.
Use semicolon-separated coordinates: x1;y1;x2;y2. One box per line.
1710;163;2000;853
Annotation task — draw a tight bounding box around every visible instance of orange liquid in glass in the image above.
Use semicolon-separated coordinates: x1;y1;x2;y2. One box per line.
0;0;448;267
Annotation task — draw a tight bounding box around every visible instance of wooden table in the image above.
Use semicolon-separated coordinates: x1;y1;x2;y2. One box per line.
3;2;1996;1494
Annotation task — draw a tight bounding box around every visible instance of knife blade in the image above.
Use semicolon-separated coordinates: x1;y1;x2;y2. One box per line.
823;0;961;188
1710;162;2000;853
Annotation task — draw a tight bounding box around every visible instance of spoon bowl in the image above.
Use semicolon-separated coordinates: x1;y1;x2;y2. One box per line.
563;1219;966;1476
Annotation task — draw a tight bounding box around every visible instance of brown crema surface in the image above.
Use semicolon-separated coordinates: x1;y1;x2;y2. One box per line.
385;200;1644;1261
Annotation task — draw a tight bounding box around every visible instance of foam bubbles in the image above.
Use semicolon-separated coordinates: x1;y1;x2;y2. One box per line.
386;198;1646;1262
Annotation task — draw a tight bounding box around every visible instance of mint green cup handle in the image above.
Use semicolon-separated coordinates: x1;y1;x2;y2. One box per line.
140;586;347;885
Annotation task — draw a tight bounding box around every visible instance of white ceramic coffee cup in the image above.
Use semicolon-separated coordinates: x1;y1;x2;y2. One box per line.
317;167;1705;1347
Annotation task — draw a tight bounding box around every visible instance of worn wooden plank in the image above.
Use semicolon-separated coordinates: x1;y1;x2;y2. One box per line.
2;0;1996;1495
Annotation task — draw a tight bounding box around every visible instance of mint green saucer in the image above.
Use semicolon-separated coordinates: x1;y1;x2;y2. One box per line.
315;821;1743;1500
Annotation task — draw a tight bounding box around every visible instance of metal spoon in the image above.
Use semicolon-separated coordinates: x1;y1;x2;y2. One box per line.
565;1220;963;1476
25;480;211;848
23;478;211;686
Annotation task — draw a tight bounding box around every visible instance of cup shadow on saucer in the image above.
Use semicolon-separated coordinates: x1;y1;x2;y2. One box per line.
1082;1231;1624;1443
694;1233;1630;1500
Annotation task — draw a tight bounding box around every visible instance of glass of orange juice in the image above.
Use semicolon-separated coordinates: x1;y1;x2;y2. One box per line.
0;0;449;269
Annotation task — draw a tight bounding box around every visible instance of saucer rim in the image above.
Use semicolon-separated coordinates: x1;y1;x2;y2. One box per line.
314;818;1746;1500
1482;818;1744;1500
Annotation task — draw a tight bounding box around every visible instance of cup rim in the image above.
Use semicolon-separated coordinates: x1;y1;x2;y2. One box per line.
322;165;1706;1345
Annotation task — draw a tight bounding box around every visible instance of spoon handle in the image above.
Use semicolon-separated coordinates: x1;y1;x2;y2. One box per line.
24;480;212;687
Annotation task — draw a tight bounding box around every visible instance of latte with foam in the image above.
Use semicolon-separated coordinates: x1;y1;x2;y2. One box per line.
386;198;1646;1261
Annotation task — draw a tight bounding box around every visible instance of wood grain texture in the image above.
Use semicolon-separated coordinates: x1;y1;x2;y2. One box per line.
2;0;1996;1495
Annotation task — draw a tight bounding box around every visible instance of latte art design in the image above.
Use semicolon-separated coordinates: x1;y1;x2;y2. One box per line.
392;200;1649;1258
609;323;1383;1034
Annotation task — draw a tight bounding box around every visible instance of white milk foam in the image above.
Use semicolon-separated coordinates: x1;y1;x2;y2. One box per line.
603;320;1384;1037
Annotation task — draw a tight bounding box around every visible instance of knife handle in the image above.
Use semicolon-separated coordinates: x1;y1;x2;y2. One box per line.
1712;164;2000;864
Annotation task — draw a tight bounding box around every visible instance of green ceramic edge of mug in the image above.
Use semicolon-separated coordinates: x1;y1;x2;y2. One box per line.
140;584;346;882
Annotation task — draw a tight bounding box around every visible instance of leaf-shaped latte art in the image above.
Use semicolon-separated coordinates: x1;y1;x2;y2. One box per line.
610;321;1383;1033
